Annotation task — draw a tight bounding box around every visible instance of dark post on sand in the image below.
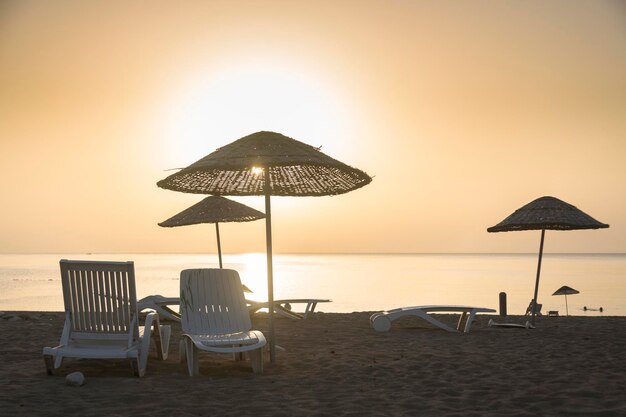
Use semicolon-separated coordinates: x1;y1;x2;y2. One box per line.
499;292;507;317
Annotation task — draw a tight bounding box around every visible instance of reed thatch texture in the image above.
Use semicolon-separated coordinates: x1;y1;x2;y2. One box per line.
156;131;372;196
487;196;609;232
158;196;265;227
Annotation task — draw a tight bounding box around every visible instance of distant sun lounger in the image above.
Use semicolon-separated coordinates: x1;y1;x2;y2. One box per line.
488;319;535;329
138;295;330;321
370;305;496;334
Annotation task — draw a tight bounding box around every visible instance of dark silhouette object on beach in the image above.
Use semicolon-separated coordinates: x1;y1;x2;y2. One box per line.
159;196;265;268
583;306;604;312
157;131;372;362
525;300;542;316
488;196;609;326
552;285;580;316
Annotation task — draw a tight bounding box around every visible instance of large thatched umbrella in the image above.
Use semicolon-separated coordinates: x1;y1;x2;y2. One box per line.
159;195;265;268
157;131;372;362
488;196;608;325
552;285;580;316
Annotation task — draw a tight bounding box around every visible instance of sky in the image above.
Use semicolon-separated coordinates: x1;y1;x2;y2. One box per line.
0;0;624;254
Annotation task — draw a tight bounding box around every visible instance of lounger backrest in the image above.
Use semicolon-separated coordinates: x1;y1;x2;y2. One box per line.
59;259;137;334
180;268;252;335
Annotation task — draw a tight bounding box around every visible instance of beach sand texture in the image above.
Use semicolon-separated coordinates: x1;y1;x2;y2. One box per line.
0;312;624;416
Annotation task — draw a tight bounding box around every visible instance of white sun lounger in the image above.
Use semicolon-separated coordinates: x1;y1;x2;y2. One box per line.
137;295;182;321
179;269;266;376
370;305;496;333
247;298;331;319
138;295;330;321
43;260;171;377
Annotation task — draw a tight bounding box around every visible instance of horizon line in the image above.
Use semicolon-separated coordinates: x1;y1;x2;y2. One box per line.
1;251;625;256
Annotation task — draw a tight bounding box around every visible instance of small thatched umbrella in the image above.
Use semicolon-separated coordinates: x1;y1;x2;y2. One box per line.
159;196;265;268
552;285;580;316
157;131;372;362
488;196;608;325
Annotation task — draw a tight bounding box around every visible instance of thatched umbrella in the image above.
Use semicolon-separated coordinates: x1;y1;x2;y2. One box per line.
488;196;608;325
159;195;265;268
157;131;372;362
552;285;580;316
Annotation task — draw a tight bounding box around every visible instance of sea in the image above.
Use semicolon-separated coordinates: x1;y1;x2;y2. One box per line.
1;253;624;316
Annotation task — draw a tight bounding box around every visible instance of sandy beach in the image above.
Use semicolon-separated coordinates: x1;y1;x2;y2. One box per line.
0;311;624;416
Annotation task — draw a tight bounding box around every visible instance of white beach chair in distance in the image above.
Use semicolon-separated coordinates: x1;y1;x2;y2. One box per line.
371;305;496;333
179;269;266;376
43;260;171;377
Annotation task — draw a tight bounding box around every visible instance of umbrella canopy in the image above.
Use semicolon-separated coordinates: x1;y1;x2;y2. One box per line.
552;285;580;296
488;196;608;325
487;196;608;232
157;131;372;362
552;285;580;316
157;130;372;196
159;196;265;268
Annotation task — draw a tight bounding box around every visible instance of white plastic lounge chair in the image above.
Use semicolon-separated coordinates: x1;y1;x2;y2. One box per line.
137;295;181;321
138;295;330;321
179;268;266;376
488;319;535;329
370;305;496;333
43;260;171;377
247;298;331;319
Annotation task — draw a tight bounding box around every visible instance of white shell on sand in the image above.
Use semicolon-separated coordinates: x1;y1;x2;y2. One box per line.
65;372;85;387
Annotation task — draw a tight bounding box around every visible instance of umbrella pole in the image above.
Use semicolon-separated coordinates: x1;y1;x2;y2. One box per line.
565;294;569;316
215;222;223;269
531;229;546;326
264;177;276;364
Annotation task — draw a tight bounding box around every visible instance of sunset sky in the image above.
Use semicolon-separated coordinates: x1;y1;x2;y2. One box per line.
1;0;624;254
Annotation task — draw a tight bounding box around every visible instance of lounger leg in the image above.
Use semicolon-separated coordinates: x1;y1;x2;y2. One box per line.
463;310;478;333
179;340;186;363
184;339;199;376
249;348;263;374
130;358;141;377
457;312;467;331
43;355;54;375
54;355;63;369
191;345;199;376
303;302;318;319
154;323;171;361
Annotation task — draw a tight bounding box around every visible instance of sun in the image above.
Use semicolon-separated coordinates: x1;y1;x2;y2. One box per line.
161;60;353;164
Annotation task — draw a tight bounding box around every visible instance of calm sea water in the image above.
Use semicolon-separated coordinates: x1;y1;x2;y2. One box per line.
0;253;624;316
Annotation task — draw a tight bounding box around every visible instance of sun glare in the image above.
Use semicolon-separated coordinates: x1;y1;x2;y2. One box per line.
162;61;353;164
237;253;268;301
251;166;263;176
